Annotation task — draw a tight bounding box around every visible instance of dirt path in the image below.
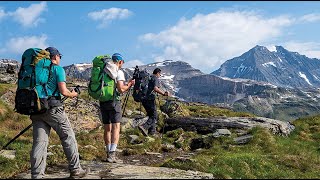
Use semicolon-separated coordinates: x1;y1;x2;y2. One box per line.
14;160;214;179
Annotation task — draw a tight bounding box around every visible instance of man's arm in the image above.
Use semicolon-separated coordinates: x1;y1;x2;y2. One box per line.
58;82;78;98
117;79;135;93
154;86;167;96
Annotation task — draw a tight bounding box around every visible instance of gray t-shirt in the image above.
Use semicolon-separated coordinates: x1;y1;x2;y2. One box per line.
147;74;160;100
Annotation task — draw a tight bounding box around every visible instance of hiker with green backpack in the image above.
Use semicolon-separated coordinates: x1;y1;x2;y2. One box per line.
23;47;89;179
88;53;135;163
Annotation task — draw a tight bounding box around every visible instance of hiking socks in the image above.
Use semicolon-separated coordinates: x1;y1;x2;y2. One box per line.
110;143;117;152
105;144;111;152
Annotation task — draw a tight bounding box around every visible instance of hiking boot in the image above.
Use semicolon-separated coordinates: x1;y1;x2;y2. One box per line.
138;125;148;136
107;151;119;163
102;151;110;162
69;167;90;179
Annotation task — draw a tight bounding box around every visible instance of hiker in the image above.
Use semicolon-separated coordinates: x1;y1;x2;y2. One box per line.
100;53;135;163
138;68;169;137
30;47;88;179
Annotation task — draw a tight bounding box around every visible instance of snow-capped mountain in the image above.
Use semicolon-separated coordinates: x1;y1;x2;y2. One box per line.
64;63;92;80
5;46;320;121
211;45;320;89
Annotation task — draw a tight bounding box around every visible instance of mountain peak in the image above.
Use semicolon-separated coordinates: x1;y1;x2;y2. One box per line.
275;45;286;52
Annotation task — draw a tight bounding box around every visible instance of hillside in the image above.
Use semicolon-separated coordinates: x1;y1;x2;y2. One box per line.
0;82;319;179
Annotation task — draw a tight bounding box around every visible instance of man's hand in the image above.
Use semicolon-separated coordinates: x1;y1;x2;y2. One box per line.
164;91;169;96
129;79;136;87
70;89;78;98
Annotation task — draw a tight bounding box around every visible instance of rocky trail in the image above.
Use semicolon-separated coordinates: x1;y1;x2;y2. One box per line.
13;152;214;179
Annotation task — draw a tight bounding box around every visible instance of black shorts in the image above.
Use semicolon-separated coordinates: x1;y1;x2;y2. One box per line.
99;100;122;124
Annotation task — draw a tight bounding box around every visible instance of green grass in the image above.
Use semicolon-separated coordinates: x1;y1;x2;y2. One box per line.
1;83;320;179
161;117;320;179
0;83;15;96
185;104;255;118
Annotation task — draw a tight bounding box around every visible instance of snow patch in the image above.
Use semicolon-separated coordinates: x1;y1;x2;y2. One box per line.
75;63;92;72
298;72;312;86
266;46;277;52
160;75;175;80
262;62;277;68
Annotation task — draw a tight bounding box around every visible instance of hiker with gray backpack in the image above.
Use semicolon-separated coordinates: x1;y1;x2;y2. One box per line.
15;47;89;179
88;53;135;163
133;67;170;137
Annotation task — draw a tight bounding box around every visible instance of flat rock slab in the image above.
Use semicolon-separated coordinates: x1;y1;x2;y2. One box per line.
14;161;214;179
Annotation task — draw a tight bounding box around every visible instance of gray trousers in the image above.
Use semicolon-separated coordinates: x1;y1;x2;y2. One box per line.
30;106;82;179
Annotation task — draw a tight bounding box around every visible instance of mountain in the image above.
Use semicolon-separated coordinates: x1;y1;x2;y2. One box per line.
0;59;20;84
64;60;204;94
211;45;320;89
62;59;320;121
64;63;92;80
4;50;320;121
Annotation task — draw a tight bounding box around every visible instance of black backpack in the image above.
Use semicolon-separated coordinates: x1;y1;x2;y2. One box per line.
132;66;151;102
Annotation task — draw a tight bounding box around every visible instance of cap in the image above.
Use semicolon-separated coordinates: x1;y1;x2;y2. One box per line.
45;47;62;57
112;53;124;62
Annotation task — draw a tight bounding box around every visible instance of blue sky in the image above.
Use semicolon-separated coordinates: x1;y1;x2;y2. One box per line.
1;1;320;73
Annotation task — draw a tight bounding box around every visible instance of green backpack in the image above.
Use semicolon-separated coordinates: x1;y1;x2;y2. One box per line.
88;55;116;102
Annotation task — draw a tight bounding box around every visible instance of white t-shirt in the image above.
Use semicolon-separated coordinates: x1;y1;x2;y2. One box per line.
117;69;125;82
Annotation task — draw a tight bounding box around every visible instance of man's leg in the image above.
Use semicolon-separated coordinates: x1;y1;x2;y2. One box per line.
108;101;122;162
141;100;153;131
104;123;112;153
111;123;120;145
109;122;120;160
45;107;83;173
30;115;51;179
148;100;158;135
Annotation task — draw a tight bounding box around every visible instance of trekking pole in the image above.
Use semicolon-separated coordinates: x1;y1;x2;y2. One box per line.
122;87;132;116
0;85;81;151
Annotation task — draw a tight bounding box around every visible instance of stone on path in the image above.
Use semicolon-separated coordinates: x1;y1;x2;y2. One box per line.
14;160;214;179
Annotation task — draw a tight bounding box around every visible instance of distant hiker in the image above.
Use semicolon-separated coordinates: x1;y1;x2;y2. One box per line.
138;68;169;137
30;47;88;179
99;53;135;163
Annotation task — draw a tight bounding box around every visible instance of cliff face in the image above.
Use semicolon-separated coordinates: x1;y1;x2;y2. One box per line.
177;74;320;121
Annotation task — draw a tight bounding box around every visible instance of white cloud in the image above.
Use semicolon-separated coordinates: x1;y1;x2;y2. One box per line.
123;59;144;68
0;8;6;21
1;34;49;54
139;10;294;73
88;7;133;28
298;13;320;23
283;41;320;59
8;2;47;27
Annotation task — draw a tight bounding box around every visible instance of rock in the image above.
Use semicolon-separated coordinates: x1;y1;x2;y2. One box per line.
145;152;162;156
128;135;140;144
121;118;134;132
133;110;145;116
174;156;196;163
212;129;231;137
161;143;176;152
233;134;254;144
125;109;133;116
84;145;97;150
166;116;295;136
145;137;155;143
0;150;16;159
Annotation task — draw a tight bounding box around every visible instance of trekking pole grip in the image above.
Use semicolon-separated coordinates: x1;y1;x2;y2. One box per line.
75;85;81;94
